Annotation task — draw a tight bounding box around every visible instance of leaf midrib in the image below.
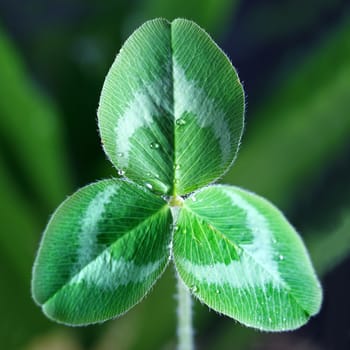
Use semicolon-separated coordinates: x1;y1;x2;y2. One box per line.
170;20;177;196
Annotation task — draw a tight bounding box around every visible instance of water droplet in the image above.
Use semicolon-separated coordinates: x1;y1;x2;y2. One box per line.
268;317;272;323
215;289;220;294
174;163;180;170
279;255;284;260
191;196;197;202
272;238;277;244
150;142;160;149
145;183;153;190
117;152;124;157
145;179;169;194
191;285;198;293
176;118;186;126
118;169;125;176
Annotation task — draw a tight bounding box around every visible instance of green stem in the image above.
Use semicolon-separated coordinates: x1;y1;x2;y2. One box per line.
176;275;194;350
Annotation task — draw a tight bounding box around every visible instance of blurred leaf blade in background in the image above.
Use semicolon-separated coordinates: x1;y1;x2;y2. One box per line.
0;153;39;279
0;152;52;349
307;209;350;276
0;25;71;209
0;24;73;350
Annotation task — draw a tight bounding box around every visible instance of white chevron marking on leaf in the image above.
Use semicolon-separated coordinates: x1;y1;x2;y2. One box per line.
114;69;172;168
74;184;118;273
180;189;282;288
173;60;231;162
70;250;163;290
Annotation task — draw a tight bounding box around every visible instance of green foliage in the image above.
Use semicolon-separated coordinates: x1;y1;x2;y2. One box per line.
307;209;350;276
0;25;71;349
98;19;244;195
32;18;321;334
174;186;321;331
224;18;350;209
33;179;172;325
0;27;71;208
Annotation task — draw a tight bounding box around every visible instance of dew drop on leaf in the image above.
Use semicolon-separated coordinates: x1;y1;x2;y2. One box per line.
191;285;198;293
176;118;186;126
150;142;160;149
146;179;170;194
118;169;125;176
117;152;124;157
279;255;284;260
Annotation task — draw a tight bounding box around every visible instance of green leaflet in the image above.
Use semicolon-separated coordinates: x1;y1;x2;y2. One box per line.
173;185;322;331
32;179;172;325
98;18;244;196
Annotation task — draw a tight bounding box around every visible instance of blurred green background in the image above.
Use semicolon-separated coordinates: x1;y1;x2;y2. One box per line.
0;0;349;349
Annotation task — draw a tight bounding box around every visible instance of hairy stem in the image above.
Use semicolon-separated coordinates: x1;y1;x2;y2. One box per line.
177;275;194;350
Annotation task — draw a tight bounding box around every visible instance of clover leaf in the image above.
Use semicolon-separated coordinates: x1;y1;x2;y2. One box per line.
32;18;322;340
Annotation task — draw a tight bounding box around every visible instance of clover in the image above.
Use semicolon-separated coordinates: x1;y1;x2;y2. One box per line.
32;18;322;347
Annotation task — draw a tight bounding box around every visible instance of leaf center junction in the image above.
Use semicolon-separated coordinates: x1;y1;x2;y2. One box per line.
168;195;184;207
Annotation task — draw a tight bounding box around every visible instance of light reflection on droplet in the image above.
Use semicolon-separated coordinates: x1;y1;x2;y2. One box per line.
117;169;125;176
145;183;153;190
